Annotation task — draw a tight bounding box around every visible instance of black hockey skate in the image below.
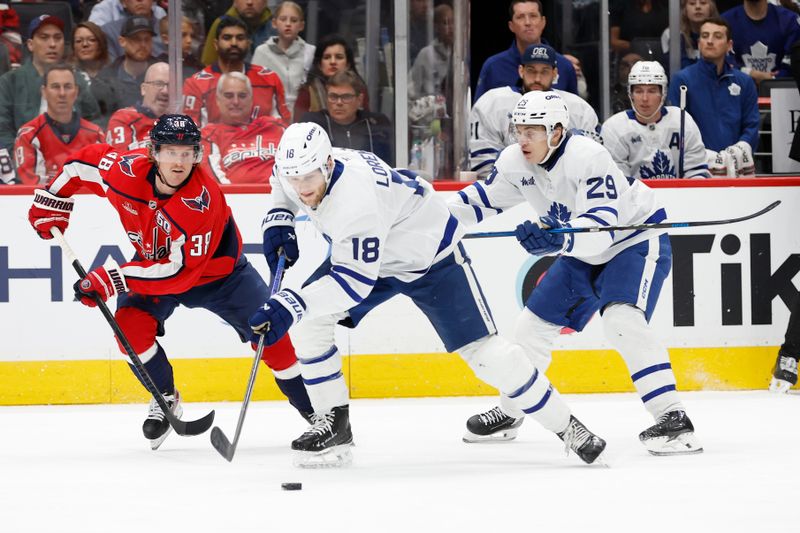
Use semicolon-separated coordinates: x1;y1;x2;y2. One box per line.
463;406;524;443
142;391;182;451
557;415;606;464
291;405;353;468
639;410;703;456
769;351;798;393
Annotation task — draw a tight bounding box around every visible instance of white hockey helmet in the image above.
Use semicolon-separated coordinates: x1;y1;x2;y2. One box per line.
511;90;569;163
627;60;668;118
274;122;333;182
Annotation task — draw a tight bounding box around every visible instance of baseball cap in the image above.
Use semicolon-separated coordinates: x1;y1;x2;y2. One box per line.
28;14;65;39
121;16;156;38
521;43;558;68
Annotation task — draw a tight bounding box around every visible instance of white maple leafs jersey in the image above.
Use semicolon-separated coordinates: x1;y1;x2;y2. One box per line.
469;87;601;178
270;148;463;319
601;106;710;180
449;133;666;265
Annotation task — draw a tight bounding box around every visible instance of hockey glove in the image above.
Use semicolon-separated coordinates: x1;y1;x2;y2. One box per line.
249;289;306;346
262;208;299;276
724;141;755;178
515;216;566;256
73;261;128;307
28;189;74;240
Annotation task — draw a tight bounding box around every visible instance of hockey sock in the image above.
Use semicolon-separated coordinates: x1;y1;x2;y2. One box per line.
129;343;174;395
297;345;348;413
275;374;313;414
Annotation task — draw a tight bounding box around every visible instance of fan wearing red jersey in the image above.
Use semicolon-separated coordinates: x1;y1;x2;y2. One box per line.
106;62;170;151
14;64;104;185
182;16;290;128
200;72;284;184
27;114;311;449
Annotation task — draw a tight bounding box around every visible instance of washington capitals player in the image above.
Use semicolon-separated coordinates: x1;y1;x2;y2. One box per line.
248;123;606;467
450;91;702;456
469;43;599;178
601;61;710;180
27;115;312;449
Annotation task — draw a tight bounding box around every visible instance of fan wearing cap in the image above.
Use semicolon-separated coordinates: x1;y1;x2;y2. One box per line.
99;0;165;62
0;14;100;158
469;43;600;178
97;15;158;108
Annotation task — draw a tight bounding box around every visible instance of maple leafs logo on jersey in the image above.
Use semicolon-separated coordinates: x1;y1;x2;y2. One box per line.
118;154;144;177
742;41;776;74
182;186;211;213
547;202;571;223
639;150;676;180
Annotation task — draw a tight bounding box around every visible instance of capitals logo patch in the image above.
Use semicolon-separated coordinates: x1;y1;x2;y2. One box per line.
118;154;144;177
182;186;211;213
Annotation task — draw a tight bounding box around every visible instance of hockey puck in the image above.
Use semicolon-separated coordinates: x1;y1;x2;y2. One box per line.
281;482;302;491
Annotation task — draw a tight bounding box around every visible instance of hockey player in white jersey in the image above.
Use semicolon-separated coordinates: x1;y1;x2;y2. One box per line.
450;91;702;456
249;123;606;467
469;43;600;178
602;61;710;180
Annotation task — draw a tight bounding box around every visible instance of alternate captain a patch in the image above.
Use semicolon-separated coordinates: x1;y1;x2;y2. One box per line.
118;154;144;177
182;186;211;213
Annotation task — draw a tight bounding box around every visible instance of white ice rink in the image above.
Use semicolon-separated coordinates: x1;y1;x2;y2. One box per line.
1;391;797;533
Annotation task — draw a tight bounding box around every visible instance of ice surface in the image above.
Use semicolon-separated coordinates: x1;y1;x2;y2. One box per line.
1;391;797;532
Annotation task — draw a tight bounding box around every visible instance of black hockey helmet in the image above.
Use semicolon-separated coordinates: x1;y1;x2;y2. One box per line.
150;114;201;147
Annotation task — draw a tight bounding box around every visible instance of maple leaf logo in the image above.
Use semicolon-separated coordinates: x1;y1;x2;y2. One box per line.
639;150;676;179
742;41;776;73
547;202;571;223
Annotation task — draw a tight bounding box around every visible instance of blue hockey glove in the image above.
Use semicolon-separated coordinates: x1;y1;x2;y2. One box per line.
515;215;567;256
249;289;306;346
262;208;299;276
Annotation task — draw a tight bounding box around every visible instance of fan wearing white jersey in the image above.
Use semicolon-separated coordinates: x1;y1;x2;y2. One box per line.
469;43;600;178
248;123;607;467
450;91;702;456
602;61;710;180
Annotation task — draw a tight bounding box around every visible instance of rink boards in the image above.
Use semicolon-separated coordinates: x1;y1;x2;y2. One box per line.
1;179;798;405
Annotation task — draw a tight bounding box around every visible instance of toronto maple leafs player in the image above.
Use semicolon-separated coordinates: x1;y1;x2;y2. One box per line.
469;43;600;178
602;61;710;180
27;115;312;449
450;91;702;456
249;123;606;467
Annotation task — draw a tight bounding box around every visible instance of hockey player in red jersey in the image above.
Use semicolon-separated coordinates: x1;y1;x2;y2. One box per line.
106;62;170;151
14;64;104;185
200;71;284;183
182;16;290;127
27;114;312;449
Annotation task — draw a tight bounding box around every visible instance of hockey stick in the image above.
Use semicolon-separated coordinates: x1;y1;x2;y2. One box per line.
678;85;687;178
50;228;215;436
210;251;287;462
463;200;781;239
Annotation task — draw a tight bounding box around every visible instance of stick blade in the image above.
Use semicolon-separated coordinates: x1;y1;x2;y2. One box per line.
210;426;236;462
169;409;215;437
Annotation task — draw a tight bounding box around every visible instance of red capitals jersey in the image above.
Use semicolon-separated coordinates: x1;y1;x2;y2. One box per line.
182;63;291;127
106;105;159;151
200;116;284;184
45;145;242;295
15;114;104;185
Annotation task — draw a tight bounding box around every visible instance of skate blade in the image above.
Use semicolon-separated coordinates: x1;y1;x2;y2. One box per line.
769;377;792;393
147;404;183;451
293;444;353;469
643;432;703;456
462;428;519;443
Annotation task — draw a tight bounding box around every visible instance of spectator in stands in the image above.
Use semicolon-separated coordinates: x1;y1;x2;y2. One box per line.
14;64;104;185
98;16;158;109
474;0;578;102
669;16;758;177
156;15;202;78
183;16;290;127
252;1;315;120
409;0;433;64
611;52;644;113
101;0;165;62
89;0;166;28
200;71;286;183
293;34;369;120
0;3;21;72
602;60;710;179
202;0;274;65
661;0;720;69
106;61;168;151
469;43;600;178
71;21;117;129
722;0;800;84
300;69;393;165
409;3;453;100
0;14;100;154
610;0;669;58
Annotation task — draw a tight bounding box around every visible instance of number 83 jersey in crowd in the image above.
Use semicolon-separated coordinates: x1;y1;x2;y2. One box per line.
449;133;667;265
44;144;242;295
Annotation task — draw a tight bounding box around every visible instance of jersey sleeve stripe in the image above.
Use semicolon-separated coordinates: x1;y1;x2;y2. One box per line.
577;213;611;226
473;182;495;209
435;214;460;256
585;206;618;218
328;270;366;303
472;204;484;223
470;159;495;172
470;148;498;157
330;265;376;286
